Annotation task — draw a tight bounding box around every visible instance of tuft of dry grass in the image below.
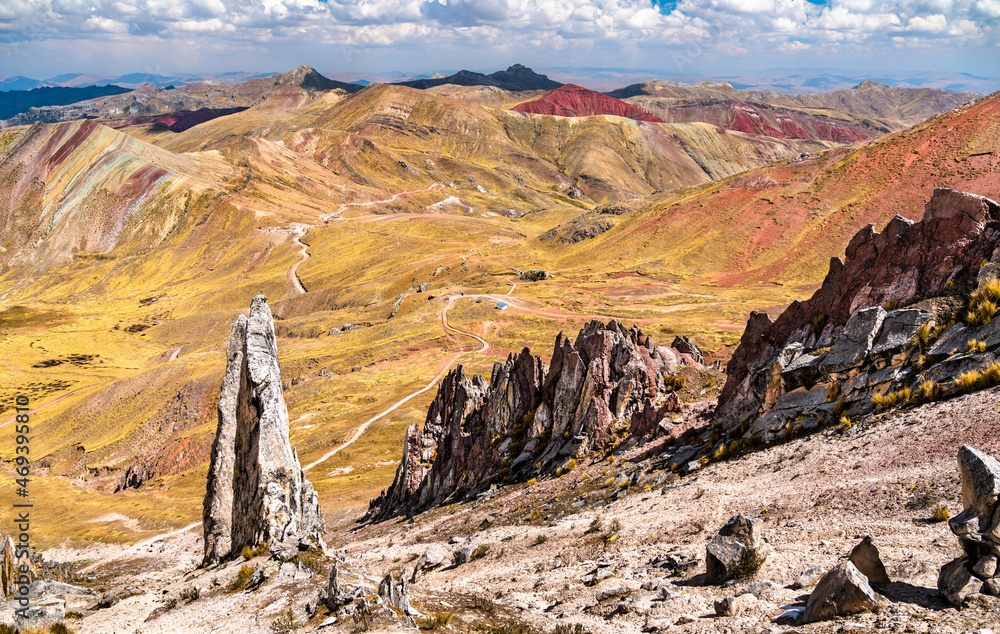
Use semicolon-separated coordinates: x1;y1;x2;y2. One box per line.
966;339;987;353
242;541;269;560
917;380;944;403
873;387;912;411
966;279;1000;326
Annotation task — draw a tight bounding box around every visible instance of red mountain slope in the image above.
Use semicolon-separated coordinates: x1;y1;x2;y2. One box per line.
512;84;664;122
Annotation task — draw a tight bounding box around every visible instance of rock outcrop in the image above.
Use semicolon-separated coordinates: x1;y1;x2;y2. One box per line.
939;445;1000;604
803;561;879;623
368;320;692;520
705;515;770;585
708;189;1000;455
203;295;324;565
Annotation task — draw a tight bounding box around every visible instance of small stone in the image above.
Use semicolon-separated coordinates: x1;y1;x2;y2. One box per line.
596;586;631;602
973;555;998;579
714;593;756;616
747;580;782;597
982;578;1000;596
850;535;890;584
804;561;879;623
453;545;476;566
674;613;697;625
793;564;826;589
705;515;770;585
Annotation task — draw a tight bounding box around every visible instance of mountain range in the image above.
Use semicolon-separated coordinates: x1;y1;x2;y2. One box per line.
0;60;997;633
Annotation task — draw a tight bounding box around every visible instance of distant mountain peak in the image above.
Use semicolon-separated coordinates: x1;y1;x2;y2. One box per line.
396;63;561;92
853;79;890;90
271;66;363;93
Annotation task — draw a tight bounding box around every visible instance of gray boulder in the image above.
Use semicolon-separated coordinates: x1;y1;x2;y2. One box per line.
792;564;826;589
938;557;982;605
804;561;879;623
453;544;477;565
958;446;1000;529
705;515;770;585
411;544;450;582
202;295;325;565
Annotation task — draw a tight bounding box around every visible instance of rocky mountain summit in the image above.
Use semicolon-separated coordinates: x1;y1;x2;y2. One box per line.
203;294;324;565
368;320;699;521
398;64;562;91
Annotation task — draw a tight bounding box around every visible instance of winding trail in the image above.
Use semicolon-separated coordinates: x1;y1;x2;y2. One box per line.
322;183;444;222
288;223;311;294
303;293;489;472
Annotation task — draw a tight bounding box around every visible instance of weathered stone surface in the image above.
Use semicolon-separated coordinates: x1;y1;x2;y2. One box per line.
928;323;974;358
369;320;694;520
804;561;879;623
820;306;886;373
717;189;1000;436
0;580;98;629
984;578;1000;596
324;562;341;609
792;564;826;589
959;445;1000;517
925;353;998;386
410;545;449;583
203;295;324;565
378;572;413;615
973;555;998;579
705;515;769;585
671;335;705;365
939;557;983;605
870;309;933;357
849;535;890;584
714;593;756;616
453;545;477;565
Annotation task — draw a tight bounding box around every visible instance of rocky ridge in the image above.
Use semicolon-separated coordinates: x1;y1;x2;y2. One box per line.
398;64;562;92
681;188;1000;468
203;294;325;565
367;320;698;521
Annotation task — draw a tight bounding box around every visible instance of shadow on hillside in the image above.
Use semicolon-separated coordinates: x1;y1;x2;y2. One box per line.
875;580;946;610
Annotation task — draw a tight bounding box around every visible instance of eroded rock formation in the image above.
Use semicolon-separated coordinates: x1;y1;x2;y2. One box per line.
368;320;694;520
203;295;324;565
709;189;1000;450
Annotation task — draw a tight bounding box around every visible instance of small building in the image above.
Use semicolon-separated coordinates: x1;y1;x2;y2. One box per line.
496;301;508;311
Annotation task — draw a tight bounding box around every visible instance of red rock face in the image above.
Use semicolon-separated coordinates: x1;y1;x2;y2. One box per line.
715;188;1000;432
368;320;692;521
114;107;247;132
512;84;664;122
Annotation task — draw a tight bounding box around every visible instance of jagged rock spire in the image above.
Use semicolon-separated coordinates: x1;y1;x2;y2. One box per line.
203;294;323;565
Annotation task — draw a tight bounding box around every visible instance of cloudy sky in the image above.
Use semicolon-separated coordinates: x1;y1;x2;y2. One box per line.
0;0;997;79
